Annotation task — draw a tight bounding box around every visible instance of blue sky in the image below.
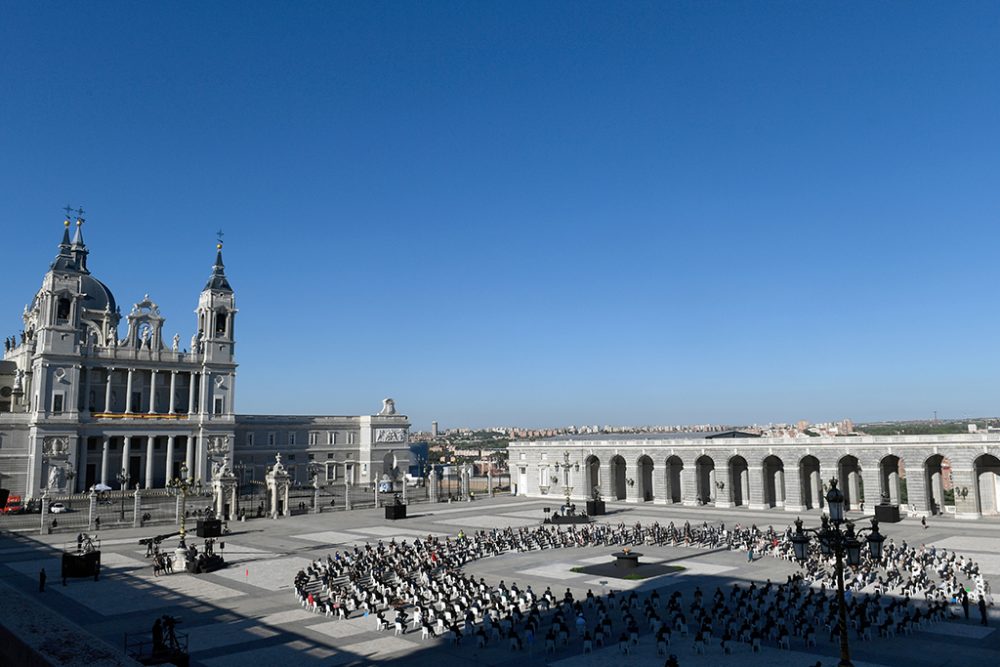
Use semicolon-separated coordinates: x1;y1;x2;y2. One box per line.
2;2;999;429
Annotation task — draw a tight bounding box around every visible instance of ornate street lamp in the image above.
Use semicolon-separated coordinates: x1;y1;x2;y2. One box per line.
167;463;197;548
116;469;130;521
790;478;886;667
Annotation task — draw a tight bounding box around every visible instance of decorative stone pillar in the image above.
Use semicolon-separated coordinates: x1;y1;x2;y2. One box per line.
133;487;142;528
213;466;238;519
104;368;114;413
265;453;291;518
776;469;786;508
168;371;177;414
888;471;901;505
931;470;945;515
374;482;380;508
401;478;408;504
487;469;494;498
847;472;860;511
149;370;157;413
88;489;97;530
708;468;718;504
121;436;131;484
312;479;321;514
811;470;823;510
344;480;352;510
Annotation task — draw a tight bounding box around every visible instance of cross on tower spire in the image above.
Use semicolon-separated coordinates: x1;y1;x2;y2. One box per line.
62;205;74;219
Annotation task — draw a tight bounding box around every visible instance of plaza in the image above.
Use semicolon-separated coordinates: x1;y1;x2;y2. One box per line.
1;495;998;666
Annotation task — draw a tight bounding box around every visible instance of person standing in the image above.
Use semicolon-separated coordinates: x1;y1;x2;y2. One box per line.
962;589;970;619
980;596;989;626
38;567;46;592
921;516;927;530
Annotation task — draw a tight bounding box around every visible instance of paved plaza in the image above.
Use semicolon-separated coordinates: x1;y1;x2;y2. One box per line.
2;496;999;666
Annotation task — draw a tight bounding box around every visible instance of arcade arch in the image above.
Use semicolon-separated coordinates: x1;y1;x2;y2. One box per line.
762;455;785;508
838;455;862;511
729;455;749;506
799;455;822;510
664;455;683;503
609;455;627;501
696;455;715;505
974;454;1000;516
636;455;654;502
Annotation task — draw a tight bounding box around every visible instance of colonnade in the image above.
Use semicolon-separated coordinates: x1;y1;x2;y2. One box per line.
82;366;208;415
515;441;1000;520
74;433;208;491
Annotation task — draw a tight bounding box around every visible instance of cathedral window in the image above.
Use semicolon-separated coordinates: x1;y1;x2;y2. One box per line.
347;432;355;445
56;298;71;322
309;432;318;446
213;397;224;415
52;393;64;415
215;313;227;336
288;432;296;446
267;432;276;447
246;433;254;447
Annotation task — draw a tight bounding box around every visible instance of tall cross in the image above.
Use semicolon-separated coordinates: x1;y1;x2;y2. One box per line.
75;207;85;222
62;205;74;219
216;229;225;245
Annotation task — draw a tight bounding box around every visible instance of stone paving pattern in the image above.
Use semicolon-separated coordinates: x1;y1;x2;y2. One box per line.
1;496;999;666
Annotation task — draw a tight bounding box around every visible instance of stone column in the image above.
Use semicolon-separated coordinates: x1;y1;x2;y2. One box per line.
401;478;408;504
125;368;134;413
165;436;175;481
100;436;110;485
168;371;177;414
145;436;155;489
748;465;767;510
374;483;380;508
776;469;786;508
122;436;131;484
104;368;114;412
783;466;804;512
188;372;197;414
714;464;733;508
708;468;717;504
847;471;860;511
953;467;979;519
185;435;195;476
487;470;494;498
599;463;613;501
344;480;352;510
681;466;698;506
199;371;209;414
149;370;157;413
133;487;142;528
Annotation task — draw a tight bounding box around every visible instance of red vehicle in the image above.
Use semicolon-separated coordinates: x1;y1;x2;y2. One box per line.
2;494;24;514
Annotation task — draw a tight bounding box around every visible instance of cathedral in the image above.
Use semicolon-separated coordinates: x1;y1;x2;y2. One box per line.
0;216;409;500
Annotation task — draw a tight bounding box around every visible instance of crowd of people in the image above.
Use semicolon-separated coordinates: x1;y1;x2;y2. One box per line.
290;519;992;659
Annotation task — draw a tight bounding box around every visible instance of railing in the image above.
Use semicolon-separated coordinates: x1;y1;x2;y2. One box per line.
91;412;191;420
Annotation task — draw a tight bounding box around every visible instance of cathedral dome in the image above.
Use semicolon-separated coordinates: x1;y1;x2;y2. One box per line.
79;274;117;314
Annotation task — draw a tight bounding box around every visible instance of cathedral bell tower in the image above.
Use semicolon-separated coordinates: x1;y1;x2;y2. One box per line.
194;241;237;426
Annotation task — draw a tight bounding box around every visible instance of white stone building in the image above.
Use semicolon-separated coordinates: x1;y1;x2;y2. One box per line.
0;217;408;500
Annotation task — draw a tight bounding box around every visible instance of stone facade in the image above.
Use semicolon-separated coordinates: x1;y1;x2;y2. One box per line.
508;434;1000;519
0;218;408;500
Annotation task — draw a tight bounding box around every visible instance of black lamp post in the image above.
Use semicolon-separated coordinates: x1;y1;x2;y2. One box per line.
790;478;886;667
167;462;197;548
116;468;130;521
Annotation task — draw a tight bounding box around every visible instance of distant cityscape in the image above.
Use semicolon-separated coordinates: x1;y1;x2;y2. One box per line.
411;417;1000;476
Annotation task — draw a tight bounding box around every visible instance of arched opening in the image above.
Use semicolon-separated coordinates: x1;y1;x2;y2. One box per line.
609;455;627;501
975;454;1000;516
636;455;654;502
924;454;952;515
695;455;715;505
729;455;749;506
584;455;601;498
382;451;398;480
799;455;822;510
838;455;862;510
664;456;683;503
879;455;904;506
762;455;785;508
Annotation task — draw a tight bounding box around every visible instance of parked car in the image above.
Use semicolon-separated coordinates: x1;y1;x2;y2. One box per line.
49;502;68;513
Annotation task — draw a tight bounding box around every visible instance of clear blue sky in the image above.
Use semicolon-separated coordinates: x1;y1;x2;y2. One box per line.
2;2;999;429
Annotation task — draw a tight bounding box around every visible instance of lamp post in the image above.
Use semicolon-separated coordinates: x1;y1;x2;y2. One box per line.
790;478;886;667
116;469;130;522
234;460;248;514
167;463;197;548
